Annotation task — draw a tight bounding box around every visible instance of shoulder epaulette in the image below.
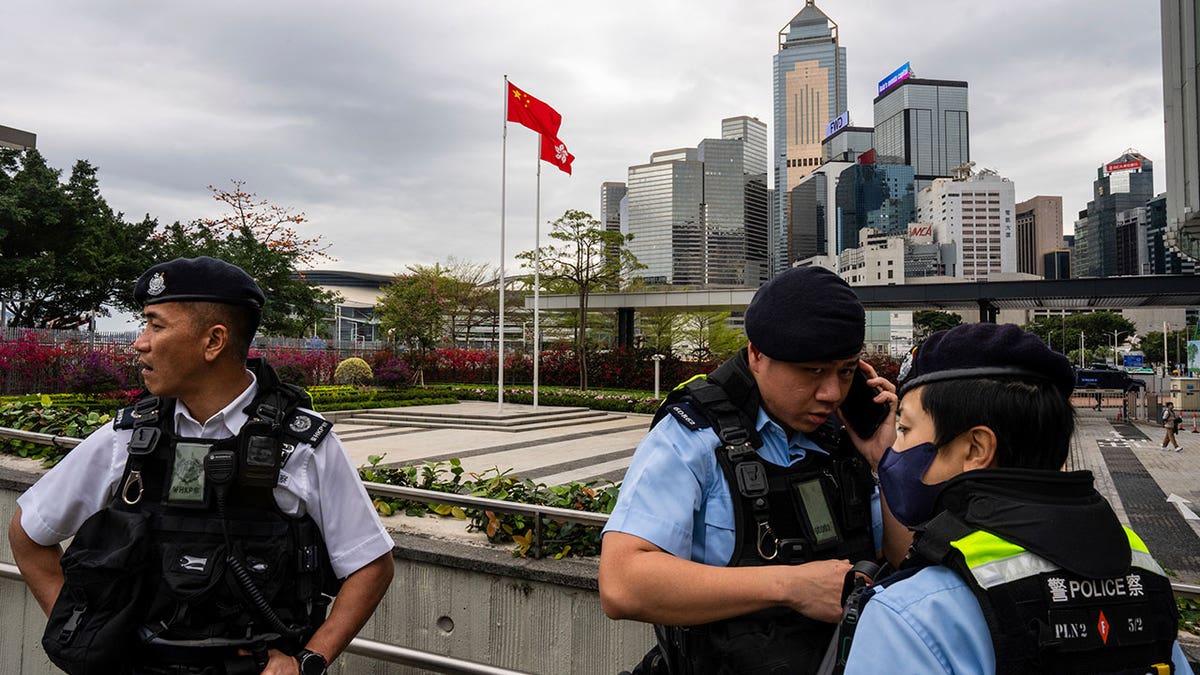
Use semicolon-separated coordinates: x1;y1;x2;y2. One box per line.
665;401;712;431
280;409;332;446
113;396;164;430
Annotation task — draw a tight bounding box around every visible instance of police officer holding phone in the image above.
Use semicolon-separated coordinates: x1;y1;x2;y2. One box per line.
8;257;394;675
599;266;900;674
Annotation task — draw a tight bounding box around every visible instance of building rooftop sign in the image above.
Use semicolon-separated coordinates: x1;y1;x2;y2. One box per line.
878;62;912;96
825;111;850;138
1105;159;1142;173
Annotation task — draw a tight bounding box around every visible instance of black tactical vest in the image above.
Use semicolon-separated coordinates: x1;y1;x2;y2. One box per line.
823;469;1180;675
109;360;337;662
647;351;877;675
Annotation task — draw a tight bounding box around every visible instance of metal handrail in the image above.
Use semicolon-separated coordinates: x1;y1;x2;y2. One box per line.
0;427;83;449
0;561;528;675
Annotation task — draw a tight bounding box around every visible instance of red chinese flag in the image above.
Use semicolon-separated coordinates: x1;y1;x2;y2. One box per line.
541;135;575;175
507;82;562;137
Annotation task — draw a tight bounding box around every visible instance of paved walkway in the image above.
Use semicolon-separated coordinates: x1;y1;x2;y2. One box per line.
336;401;1200;584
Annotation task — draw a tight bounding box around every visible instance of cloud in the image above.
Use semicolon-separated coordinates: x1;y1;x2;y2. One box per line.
1;0;1170;273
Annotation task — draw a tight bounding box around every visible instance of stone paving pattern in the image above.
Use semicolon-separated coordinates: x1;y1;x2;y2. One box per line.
337;402;1200;584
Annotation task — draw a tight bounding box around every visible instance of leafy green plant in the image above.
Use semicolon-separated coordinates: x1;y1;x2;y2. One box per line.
1180;596;1199;636
361;455;619;559
0;397;112;466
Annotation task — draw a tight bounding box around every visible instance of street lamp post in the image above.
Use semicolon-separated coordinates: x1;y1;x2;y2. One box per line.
1079;331;1086;368
1110;330;1129;367
651;354;666;400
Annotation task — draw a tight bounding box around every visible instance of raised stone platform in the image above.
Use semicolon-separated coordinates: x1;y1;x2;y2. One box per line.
331;402;621;432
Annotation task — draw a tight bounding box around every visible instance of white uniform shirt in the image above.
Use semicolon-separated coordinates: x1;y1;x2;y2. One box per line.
17;372;393;580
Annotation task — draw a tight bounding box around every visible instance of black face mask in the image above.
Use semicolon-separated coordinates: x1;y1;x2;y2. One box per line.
876;442;946;528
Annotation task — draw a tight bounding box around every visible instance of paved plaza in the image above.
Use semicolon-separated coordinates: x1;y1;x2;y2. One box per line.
331;400;1200;584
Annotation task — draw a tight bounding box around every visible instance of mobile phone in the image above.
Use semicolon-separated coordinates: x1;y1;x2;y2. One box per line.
838;366;891;439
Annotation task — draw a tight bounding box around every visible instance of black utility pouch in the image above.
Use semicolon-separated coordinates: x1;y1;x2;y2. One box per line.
42;508;151;675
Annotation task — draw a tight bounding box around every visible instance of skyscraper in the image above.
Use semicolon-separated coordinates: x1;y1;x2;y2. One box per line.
1147;194;1197;274
834;163;916;252
1073;151;1154;277
873;69;969;192
772;0;846;276
1161;0;1200;261
1014;195;1064;277
916;170;1016;281
626;118;769;287
600;182;627;235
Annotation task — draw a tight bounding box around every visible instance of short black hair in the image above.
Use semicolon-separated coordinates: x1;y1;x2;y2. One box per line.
916;377;1075;470
188;302;260;363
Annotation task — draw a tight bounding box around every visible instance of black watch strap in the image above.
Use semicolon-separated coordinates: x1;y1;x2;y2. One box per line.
295;648;328;675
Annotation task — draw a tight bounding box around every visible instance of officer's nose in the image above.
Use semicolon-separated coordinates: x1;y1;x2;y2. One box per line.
132;327;150;352
815;372;844;402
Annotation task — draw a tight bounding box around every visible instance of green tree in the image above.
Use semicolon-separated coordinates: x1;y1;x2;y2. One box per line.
0;149;158;328
1022;311;1137;363
680;311;746;361
375;268;453;386
412;258;496;347
913;310;962;338
639;309;683;353
155;180;340;337
517;209;641;389
1142;325;1197;371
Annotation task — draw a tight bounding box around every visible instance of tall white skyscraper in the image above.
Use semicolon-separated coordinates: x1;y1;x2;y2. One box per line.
916;170;1017;281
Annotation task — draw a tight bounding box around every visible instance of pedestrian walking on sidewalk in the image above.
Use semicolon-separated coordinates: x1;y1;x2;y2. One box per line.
1161;401;1182;451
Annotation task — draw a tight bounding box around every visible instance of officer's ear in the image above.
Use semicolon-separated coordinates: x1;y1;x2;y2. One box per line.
201;323;232;363
961;426;998;470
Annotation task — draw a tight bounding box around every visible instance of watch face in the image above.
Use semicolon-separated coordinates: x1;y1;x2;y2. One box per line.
299;651;326;675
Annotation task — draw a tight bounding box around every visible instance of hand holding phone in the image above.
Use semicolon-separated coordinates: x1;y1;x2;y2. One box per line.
838;365;892;440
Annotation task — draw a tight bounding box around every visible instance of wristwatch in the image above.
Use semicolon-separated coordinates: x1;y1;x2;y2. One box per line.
295;648;328;675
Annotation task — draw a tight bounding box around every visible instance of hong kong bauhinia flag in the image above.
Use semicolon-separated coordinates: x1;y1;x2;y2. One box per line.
507;81;561;137
541;135;574;175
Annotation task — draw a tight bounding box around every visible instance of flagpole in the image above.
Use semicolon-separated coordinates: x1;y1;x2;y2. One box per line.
534;136;541;409
498;75;508;413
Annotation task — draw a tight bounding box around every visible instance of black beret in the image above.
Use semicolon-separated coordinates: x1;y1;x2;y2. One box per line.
898;323;1074;398
744;266;865;362
133;256;265;310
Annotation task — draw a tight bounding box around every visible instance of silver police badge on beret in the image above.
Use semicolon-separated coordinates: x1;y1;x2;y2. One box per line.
289;416;313;433
147;272;166;296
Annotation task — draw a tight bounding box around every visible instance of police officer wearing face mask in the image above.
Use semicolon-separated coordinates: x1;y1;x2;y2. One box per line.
8;257;395;675
599;267;900;675
826;323;1192;675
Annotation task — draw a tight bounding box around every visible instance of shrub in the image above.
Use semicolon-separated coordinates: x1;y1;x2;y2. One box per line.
334;357;374;385
59;350;129;394
372;355;414;388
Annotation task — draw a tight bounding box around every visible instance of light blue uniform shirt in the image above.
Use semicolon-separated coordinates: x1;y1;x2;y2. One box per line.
843;565;1194;675
604;406;882;566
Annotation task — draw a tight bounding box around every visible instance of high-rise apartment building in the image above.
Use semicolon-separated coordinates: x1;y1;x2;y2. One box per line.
625;118;769;287
916;170;1016;281
873;69;969;192
1014;196;1064;276
1073;151;1154;277
1161;0;1200;261
772;0;846;276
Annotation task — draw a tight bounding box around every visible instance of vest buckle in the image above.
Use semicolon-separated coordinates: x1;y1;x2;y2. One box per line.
725;441;757;463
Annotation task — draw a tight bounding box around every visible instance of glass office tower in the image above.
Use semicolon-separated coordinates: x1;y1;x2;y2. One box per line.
834;163;916;252
772;0;846;276
626;118;769;287
1074;152;1154;277
1161;0;1200;261
873;77;969;192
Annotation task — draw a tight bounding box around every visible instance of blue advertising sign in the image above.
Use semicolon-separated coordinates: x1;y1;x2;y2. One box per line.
825;111;850;138
1123;353;1144;368
878;62;913;95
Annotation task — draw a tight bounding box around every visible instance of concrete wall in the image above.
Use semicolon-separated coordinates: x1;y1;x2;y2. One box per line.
0;466;653;675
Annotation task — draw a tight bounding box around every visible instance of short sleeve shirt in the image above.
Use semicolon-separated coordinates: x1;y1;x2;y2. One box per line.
603;406;882;566
17;373;393;580
843;565;1194;675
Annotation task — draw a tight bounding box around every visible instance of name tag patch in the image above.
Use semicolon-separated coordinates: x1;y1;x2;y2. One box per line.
1040;571;1153;651
166;442;211;506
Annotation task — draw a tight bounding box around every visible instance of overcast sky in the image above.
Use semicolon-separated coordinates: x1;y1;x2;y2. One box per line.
4;0;1167;285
